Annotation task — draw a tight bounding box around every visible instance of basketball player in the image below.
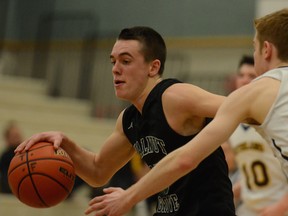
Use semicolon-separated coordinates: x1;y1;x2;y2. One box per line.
15;27;235;215
64;8;288;216
228;55;288;215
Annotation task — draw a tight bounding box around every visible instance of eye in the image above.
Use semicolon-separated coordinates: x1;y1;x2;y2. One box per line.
122;59;131;65
110;60;116;65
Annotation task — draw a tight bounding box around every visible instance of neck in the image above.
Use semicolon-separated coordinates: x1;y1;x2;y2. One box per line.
156;77;162;84
133;76;162;113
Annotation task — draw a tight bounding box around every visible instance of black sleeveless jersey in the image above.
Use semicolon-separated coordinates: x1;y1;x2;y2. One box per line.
122;79;235;216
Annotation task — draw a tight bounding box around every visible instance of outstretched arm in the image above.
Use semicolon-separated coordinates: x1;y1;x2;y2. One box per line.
15;111;135;187
85;86;252;216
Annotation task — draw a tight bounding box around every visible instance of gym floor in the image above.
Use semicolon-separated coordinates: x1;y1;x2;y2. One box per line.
0;193;148;216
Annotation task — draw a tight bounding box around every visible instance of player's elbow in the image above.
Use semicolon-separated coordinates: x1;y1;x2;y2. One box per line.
87;177;110;188
79;169;111;187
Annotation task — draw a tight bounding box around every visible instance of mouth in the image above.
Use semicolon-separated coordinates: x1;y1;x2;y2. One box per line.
114;79;125;86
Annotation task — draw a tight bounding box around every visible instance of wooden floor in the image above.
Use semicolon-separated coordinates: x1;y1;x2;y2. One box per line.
0;193;149;216
0;193;90;216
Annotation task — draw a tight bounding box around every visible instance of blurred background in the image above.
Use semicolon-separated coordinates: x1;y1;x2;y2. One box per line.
0;0;286;215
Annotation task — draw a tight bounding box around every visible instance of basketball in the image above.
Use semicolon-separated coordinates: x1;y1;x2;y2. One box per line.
8;142;75;208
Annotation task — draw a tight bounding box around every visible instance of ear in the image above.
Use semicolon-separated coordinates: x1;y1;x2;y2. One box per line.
263;41;273;60
149;59;161;77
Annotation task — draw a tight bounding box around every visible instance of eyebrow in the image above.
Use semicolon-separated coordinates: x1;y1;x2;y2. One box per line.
110;52;133;59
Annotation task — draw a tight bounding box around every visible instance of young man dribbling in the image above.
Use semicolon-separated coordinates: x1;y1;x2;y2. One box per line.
16;26;235;215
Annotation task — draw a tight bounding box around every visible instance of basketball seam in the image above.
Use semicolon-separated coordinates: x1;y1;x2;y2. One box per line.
30;173;72;193
25;151;49;207
29;143;52;151
15;159;73;208
8;158;74;175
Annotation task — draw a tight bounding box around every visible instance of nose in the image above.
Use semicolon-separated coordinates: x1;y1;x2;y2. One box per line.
112;62;121;75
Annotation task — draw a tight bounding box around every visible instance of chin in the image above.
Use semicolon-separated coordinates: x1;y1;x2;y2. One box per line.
115;92;127;101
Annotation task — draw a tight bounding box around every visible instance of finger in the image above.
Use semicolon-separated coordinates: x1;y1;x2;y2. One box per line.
103;187;121;194
16;138;38;153
14;132;65;155
42;131;63;149
14;140;28;153
84;206;95;215
24;135;43;151
84;203;107;215
15;133;46;153
53;138;61;149
88;195;105;205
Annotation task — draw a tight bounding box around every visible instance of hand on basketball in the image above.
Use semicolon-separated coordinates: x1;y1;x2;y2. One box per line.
15;131;66;153
9;142;75;208
85;187;133;216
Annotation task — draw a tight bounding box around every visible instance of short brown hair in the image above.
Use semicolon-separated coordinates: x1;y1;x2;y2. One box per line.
118;26;166;76
254;8;288;61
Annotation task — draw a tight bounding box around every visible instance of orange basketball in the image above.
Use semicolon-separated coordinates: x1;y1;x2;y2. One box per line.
8;142;75;208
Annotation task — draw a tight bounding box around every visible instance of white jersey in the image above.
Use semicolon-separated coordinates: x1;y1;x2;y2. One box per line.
255;67;288;178
229;124;288;215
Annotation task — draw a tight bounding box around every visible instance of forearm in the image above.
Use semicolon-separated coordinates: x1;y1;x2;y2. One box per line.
61;137;108;187
122;120;232;205
124;147;198;205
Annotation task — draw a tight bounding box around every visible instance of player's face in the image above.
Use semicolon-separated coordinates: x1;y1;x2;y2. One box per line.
235;64;257;89
110;40;152;102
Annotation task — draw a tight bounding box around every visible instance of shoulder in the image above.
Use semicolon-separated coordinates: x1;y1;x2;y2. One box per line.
224;79;278;124
226;79;267;104
162;83;198;110
163;82;217;103
163;82;225;117
172;82;225;100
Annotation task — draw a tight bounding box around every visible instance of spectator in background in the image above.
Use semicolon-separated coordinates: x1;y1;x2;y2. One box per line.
0;121;23;193
223;73;237;95
226;55;288;215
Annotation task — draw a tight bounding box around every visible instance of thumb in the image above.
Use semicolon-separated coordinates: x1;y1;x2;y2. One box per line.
103;187;122;194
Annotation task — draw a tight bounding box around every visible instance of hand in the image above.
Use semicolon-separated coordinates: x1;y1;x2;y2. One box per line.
14;131;66;153
85;187;134;216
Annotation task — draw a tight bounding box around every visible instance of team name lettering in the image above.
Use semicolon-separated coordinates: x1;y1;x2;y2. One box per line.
234;142;264;154
133;136;167;158
156;194;180;213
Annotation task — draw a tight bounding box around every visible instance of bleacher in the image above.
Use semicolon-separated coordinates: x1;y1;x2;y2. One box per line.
0;75;116;153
